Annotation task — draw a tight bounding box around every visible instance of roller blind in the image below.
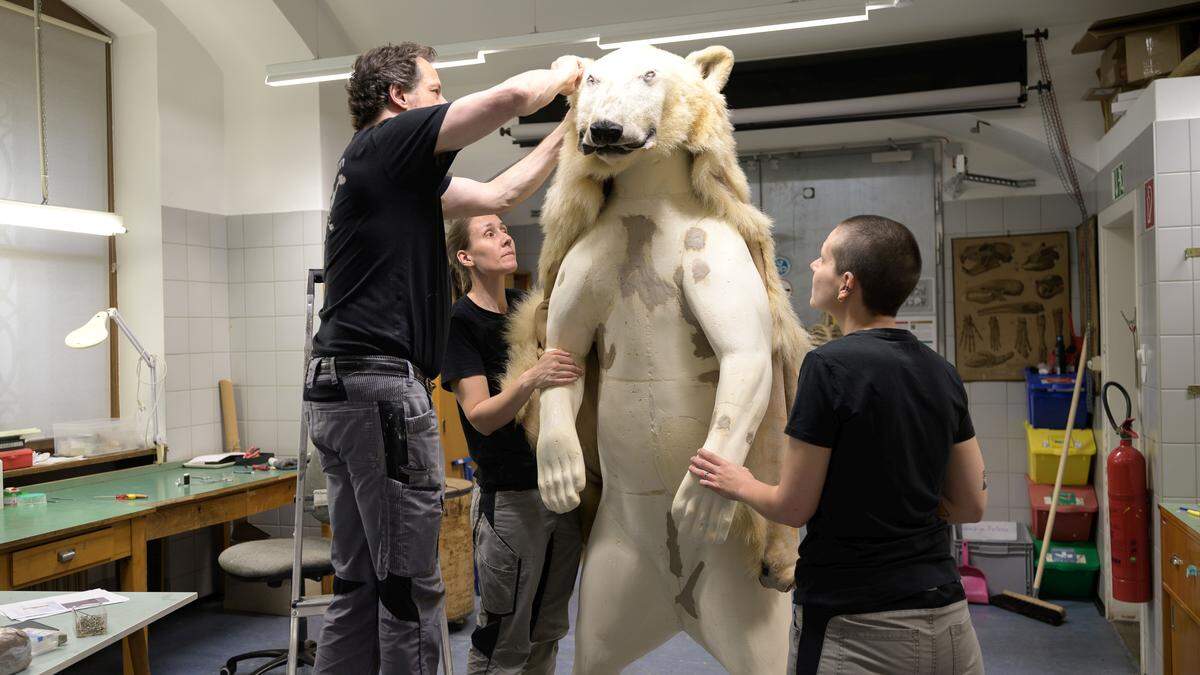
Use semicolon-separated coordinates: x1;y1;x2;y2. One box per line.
0;12;111;435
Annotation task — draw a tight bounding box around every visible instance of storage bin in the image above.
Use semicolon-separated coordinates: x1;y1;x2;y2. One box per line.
1032;538;1100;599
0;448;33;471
1027;476;1097;542
1026;369;1091;429
52;419;142;457
1025;422;1096;485
951;522;1034;596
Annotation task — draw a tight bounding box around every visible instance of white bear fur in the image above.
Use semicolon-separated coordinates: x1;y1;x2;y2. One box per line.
502;45;812;671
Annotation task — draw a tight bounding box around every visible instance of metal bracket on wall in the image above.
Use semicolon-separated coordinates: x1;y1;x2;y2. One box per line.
1184;247;1200;260
1188;385;1200;398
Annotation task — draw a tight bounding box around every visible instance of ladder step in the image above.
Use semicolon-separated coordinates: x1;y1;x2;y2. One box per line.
291;594;334;617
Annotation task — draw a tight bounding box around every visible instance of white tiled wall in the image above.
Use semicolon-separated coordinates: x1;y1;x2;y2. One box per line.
227;210;326;538
162;207;231;461
1145;119;1200;504
1112;118;1200;675
161;206;232;596
943;193;1087;525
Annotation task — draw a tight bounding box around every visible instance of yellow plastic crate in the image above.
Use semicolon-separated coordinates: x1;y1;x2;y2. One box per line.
1025;422;1096;486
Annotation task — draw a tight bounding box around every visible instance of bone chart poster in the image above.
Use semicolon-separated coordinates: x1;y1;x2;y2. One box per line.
951;231;1071;381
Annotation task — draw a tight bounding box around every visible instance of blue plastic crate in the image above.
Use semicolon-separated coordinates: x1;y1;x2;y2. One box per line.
1025;369;1091;429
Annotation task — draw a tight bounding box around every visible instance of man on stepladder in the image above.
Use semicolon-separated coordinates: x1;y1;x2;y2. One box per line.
303;43;582;674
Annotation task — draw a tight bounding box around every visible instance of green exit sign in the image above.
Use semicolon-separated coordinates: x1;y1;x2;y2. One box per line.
1111;162;1126;200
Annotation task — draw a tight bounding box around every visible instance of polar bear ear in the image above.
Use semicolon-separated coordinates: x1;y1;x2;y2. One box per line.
566;57;596;107
685;46;734;92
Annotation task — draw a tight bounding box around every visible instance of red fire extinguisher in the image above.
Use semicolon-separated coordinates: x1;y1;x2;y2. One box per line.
1103;381;1151;603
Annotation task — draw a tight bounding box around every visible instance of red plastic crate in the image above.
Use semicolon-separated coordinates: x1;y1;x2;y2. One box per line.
1027;475;1097;542
0;448;33;471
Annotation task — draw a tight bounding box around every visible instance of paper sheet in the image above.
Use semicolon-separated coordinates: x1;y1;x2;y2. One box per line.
0;589;128;621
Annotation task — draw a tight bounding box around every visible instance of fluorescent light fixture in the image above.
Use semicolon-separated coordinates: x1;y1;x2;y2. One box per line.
597;13;868;49
435;50;502;69
266;0;904;85
0;198;126;236
266;54;354;87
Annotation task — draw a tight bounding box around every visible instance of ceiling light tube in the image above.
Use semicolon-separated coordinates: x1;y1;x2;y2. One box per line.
266;54;354;86
265;0;898;86
597;13;868;49
0;198;126;236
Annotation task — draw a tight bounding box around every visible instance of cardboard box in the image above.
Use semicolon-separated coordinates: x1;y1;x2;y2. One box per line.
1125;25;1183;83
1073;3;1200;54
223;576;323;616
1099;39;1127;86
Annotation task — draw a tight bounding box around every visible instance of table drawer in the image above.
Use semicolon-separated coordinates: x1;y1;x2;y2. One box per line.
11;522;131;587
1162;512;1200;617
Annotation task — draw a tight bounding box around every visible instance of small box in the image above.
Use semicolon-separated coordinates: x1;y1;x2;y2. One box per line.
1026;369;1092;430
53;418;141;457
1032;538;1100;599
1124;26;1182;83
1027;476;1097;542
0;449;33;471
1025;423;1097;486
951;522;1034;596
1099;38;1127;86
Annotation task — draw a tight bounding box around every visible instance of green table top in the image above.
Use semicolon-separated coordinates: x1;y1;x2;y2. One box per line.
1162;499;1200;539
0;462;294;549
0;590;195;674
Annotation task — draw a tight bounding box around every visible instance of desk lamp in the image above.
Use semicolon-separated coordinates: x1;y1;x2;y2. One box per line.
65;308;165;461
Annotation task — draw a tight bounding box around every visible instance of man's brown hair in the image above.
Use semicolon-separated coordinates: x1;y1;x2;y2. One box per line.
347;42;436;131
833;215;922;317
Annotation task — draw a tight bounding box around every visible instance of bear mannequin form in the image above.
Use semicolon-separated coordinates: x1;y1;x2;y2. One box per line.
502;44;813;672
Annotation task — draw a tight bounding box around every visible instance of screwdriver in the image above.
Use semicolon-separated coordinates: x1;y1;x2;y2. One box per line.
93;493;149;501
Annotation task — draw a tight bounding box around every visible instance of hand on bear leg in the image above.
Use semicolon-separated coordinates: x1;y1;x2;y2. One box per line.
537;425;586;513
672;475;736;544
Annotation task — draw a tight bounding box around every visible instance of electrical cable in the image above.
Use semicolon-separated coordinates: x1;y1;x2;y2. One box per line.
1031;32;1087;223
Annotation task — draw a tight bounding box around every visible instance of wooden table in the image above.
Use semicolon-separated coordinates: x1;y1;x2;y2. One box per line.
0;590;195;674
0;462;294;674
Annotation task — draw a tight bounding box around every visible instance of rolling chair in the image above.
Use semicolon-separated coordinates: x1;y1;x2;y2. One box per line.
216;457;332;674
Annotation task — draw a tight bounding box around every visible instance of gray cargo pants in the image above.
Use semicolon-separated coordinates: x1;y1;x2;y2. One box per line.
787;599;985;674
304;355;445;675
468;487;582;674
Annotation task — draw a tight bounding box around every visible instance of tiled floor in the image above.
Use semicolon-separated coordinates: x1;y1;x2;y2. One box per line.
64;593;1137;674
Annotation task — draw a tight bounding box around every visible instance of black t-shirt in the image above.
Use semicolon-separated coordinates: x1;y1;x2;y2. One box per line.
440;289;538;492
312;103;459;378
786;328;974;607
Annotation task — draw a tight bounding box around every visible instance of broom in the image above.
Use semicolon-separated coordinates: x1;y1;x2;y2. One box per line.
990;328;1090;626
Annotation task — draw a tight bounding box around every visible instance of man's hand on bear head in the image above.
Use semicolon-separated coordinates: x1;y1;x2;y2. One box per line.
551;55;585;96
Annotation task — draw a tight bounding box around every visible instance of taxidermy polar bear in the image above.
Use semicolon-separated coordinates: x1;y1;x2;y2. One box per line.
502;44;812;672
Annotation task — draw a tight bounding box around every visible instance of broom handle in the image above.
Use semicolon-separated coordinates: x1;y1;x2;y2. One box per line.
1033;330;1090;597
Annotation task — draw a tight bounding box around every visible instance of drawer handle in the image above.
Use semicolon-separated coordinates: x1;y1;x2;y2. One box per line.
58;548;76;564
1172;555;1183;567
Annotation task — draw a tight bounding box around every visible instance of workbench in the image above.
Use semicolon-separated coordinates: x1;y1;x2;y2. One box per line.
0;462;294;674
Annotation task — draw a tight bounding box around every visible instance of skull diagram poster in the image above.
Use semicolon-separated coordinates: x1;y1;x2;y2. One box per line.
952;231;1071;381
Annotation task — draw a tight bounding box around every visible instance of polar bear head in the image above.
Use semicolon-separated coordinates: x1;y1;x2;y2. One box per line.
570;44;735;172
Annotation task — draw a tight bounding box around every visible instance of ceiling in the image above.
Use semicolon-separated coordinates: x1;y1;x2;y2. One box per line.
317;0;1183;86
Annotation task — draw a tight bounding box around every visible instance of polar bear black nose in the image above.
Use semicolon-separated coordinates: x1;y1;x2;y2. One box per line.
589;120;623;145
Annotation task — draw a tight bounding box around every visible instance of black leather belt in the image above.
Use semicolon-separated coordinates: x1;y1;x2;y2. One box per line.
309;355;434;393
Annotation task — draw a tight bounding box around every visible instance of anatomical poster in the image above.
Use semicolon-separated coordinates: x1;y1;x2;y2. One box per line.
952;231;1071;381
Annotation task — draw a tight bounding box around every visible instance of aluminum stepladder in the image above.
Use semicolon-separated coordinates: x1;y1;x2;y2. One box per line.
287;268;455;675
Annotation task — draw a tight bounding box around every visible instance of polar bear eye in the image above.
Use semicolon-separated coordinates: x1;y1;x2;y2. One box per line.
586;74;598;85
642;70;656;82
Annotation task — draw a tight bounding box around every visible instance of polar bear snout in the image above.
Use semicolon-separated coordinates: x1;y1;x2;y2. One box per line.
588;120;623;145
